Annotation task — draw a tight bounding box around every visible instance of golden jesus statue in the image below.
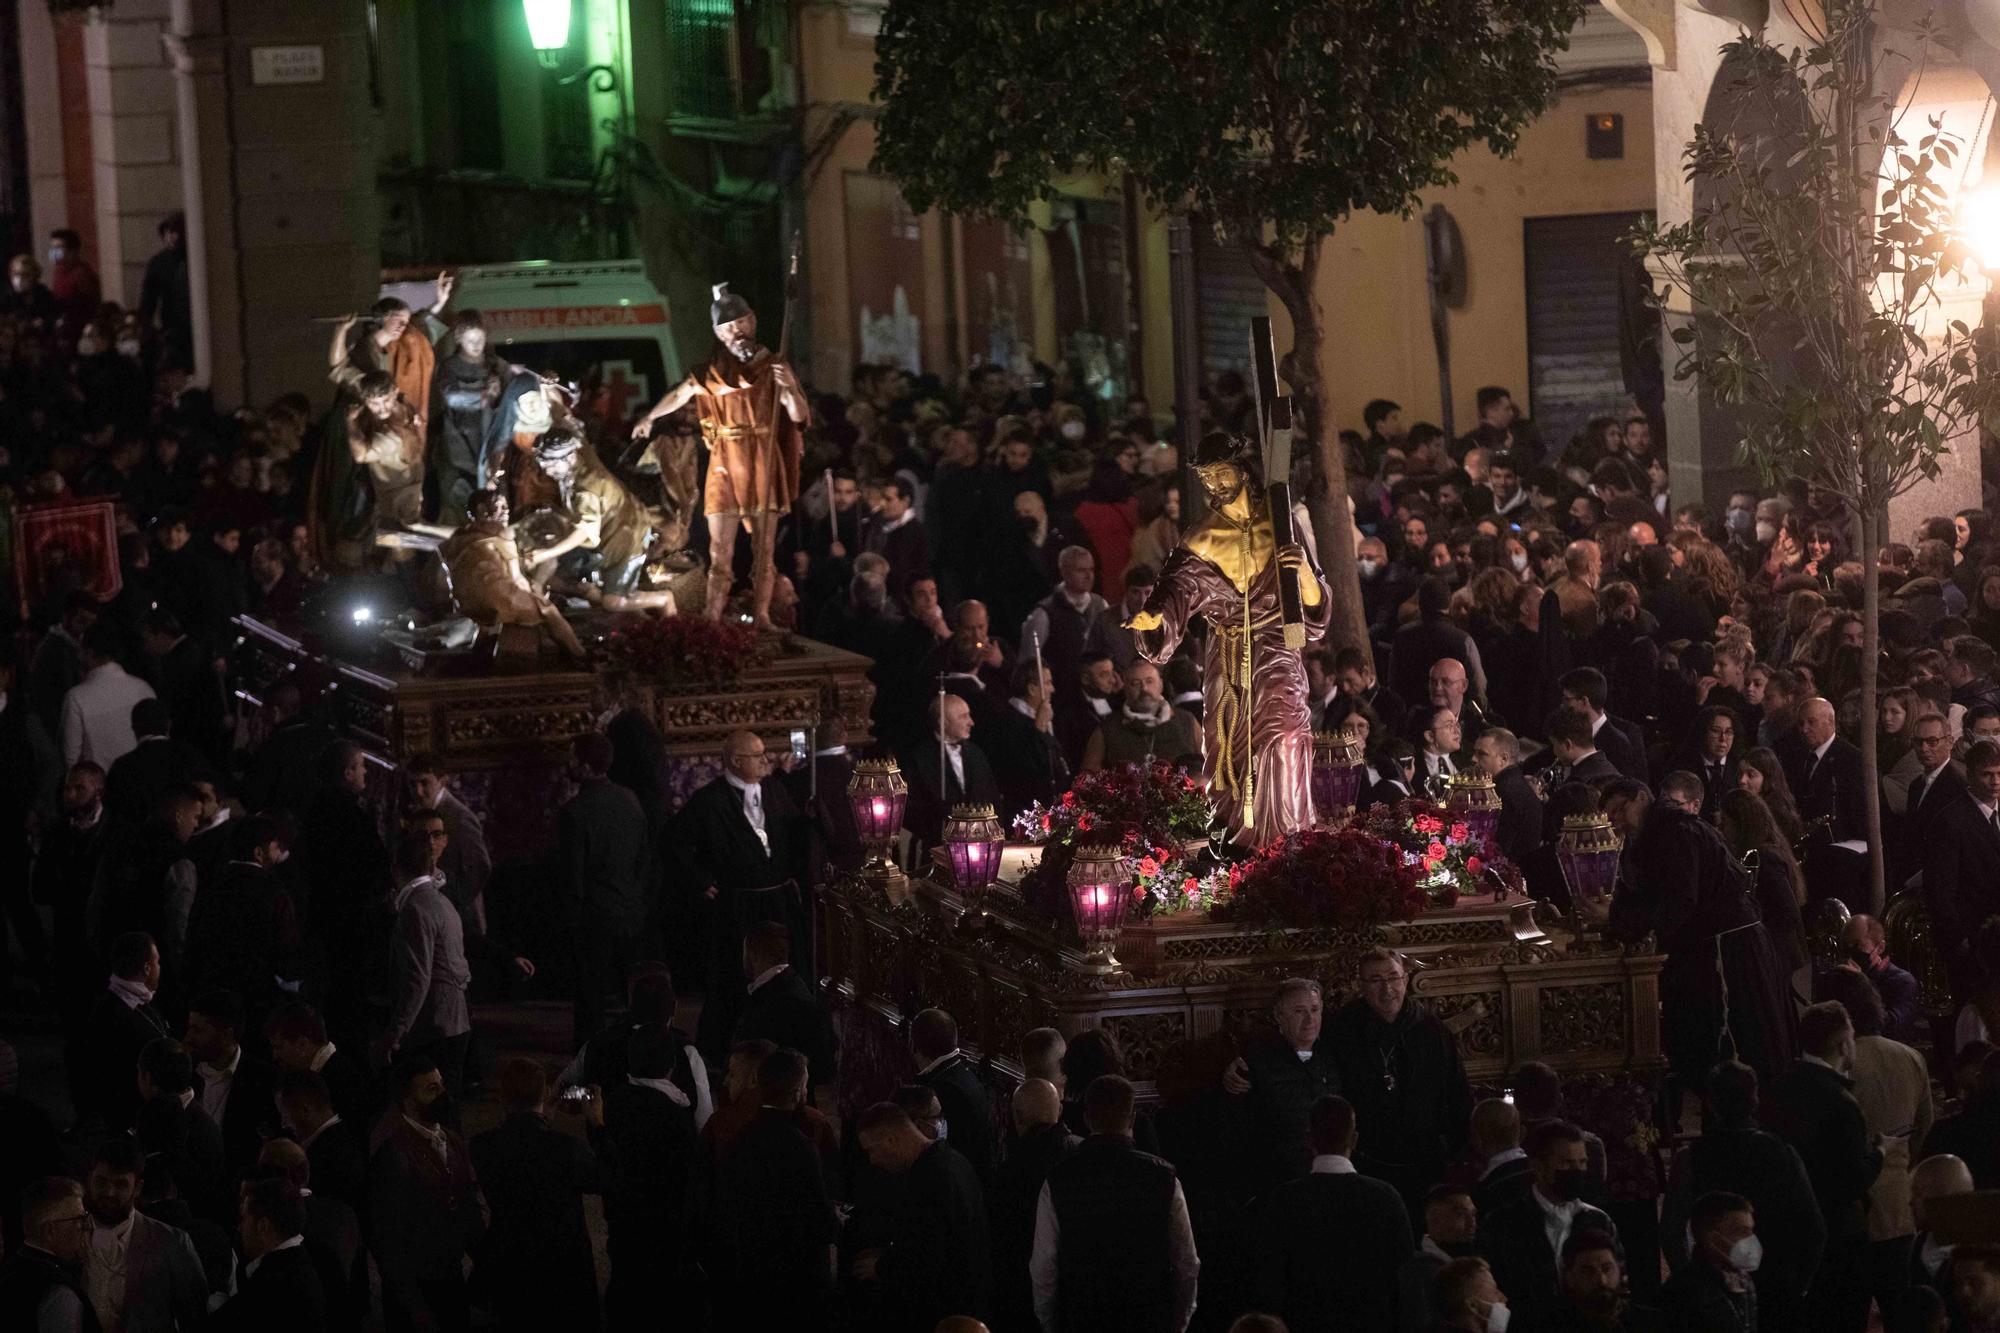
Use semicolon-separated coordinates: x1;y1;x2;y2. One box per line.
1124;432;1331;847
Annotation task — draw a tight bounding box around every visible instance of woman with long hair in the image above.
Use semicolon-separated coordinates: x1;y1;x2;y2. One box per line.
1717;789;1808;983
1877;685;1919;774
1127;480;1182;581
1735;746;1806;845
1969;565;2000;651
1803;520;1848;587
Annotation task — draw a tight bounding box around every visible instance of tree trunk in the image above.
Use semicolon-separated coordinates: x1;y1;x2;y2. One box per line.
1859;500;1885;910
1243;235;1373;670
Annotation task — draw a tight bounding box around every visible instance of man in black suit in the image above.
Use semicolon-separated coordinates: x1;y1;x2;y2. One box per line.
863;477;932;603
598;670;671;824
133;1036;230;1224
74;929;172;1130
1785;696;1873;913
1559;668;1648;781
1253;1094;1414;1333
468;1058;618;1333
600;1026;701;1326
184;816;300;1032
984;660;1070;820
266;1000;369;1129
1923;738;2000;1002
1470;728;1544;866
910;1007;996;1179
239;682;336;822
714;1048;841;1324
37;761;111;1033
276;1069;368;1213
991;1078;1076;1333
1543;707;1621;788
856;1099;993;1332
1400;657;1494;754
1032;1073;1200;1333
0;1177;93;1333
1765;1001;1883;1333
1892;713;1962;890
1479;1120;1618;1329
258;1139;364;1333
669;729;808;1060
139;606;227;767
211;1176;328;1333
1666;705;1740;821
779;716;863;885
1231;976;1341;1194
733;921;837;1098
103;696;209;828
900;692;1003;851
185;988;277;1176
1466;1098;1533;1219
559;731;655;1047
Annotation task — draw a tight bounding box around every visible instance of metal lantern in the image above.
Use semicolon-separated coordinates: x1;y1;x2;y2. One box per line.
1066;843;1133;974
1556;812;1623;918
1445;772;1503;855
1310;732;1366;828
847;758;910;903
1804;896;1854;974
942;802;1005;926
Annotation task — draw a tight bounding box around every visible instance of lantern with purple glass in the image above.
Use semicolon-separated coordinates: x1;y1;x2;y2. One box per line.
942;802;1005;926
848;758;910;902
1556;811;1623;924
1066;842;1133;973
1309;732;1365;828
1444;772;1503;855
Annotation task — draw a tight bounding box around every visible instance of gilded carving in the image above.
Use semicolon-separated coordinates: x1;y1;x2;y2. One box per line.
1426;991;1504;1057
1539;982;1627;1055
1099;1012;1188;1080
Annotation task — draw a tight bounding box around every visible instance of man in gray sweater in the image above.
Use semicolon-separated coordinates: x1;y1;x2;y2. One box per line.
374;829;473;1107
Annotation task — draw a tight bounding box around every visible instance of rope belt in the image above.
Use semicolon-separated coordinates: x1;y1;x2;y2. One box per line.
701;422;762;440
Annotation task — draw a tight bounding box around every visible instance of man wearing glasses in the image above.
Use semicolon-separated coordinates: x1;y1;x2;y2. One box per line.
1327;948;1472;1219
1892;713;1962;891
2;1177;95;1331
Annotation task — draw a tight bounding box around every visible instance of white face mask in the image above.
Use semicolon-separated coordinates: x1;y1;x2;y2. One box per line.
1755;521;1777;543
1485;1301;1511;1333
77;336;102;357
1060;420;1086;441
1357;558;1380;578
1728;1234;1763;1273
117;339;142;359
1510;552;1529;573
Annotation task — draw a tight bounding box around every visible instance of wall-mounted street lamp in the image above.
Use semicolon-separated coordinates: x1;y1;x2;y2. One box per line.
524;0;573;67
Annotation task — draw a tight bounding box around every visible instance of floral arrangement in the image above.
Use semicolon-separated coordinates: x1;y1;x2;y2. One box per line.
1356;798;1522;907
600;613;764;688
1210;824;1425;931
1014;760;1221;919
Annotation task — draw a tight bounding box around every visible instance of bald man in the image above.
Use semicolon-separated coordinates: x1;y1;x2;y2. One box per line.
1909;1154;1974;1292
667;728;809;1061
259;1137;365;1325
1784;696;1873;911
1402;656;1492;753
995;1078;1079;1333
900;692;1001;851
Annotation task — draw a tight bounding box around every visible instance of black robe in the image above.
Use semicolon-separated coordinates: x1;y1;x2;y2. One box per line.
1611;807;1795;1084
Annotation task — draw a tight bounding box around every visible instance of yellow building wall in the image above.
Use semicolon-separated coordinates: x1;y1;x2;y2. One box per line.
801;9;1648;430
1288;82;1657;436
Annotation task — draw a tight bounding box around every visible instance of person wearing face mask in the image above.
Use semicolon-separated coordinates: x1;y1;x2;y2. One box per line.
1763;1001;1884;1333
1478;1121;1617;1328
1663;1191;1764;1333
1354;535;1415;638
1436;1256;1513;1333
45;228;100;342
2;252;56;327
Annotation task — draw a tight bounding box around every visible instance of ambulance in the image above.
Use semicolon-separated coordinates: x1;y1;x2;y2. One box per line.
379;259;683;425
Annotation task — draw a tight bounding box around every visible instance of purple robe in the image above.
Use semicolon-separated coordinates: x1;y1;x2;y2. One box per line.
1136;535;1331;847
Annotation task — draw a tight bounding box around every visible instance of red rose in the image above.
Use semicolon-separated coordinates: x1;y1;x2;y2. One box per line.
1137;856;1161;877
1427;841;1447;861
1467;855;1484;874
1183;876;1199;896
1132;884;1148;902
1078;814;1095;831
1061;792;1075;808
1449;823;1469;842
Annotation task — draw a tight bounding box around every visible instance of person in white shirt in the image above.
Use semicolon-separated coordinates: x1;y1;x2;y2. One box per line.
82;1137;207;1333
1420;707;1463;791
59;622;155;768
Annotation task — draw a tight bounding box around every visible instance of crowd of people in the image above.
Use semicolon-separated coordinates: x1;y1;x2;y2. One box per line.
2;223;2000;1333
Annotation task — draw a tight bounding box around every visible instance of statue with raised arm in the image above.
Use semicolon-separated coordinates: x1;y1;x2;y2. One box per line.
630;282;809;627
1124;431;1330;847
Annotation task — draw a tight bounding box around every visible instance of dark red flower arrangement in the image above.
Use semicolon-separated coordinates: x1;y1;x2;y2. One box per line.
601;614;764;688
1209;824;1426;932
1015;760;1217;923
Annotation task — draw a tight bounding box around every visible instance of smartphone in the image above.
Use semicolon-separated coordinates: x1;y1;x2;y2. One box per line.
791;728;810;764
558;1085;593;1106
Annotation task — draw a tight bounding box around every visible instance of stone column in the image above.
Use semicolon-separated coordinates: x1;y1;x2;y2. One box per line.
85;0;181;305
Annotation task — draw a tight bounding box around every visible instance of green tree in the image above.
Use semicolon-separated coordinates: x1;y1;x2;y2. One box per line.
870;0;1588;658
1635;0;2000;904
